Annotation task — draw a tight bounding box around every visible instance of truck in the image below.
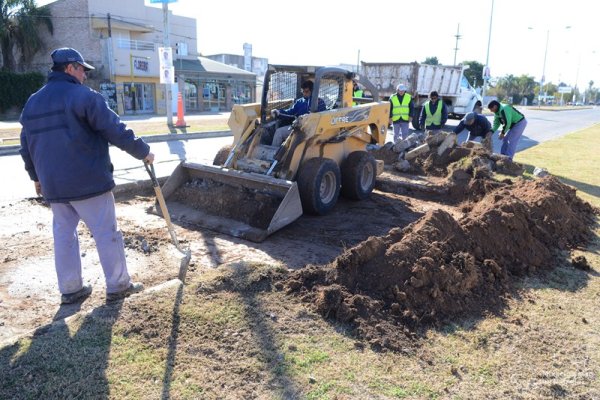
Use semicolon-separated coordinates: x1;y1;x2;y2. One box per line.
359;61;481;130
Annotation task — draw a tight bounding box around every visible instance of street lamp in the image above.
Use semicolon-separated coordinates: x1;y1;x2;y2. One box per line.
481;0;494;102
529;25;571;106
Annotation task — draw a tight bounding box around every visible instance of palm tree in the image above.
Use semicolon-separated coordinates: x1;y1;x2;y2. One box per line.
0;0;53;71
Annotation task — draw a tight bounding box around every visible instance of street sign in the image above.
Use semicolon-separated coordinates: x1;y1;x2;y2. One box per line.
558;86;572;94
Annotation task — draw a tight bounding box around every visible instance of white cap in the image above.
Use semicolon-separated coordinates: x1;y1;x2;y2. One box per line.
396;84;408;91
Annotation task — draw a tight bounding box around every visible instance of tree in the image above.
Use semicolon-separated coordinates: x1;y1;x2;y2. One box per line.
462;60;484;88
0;0;53;71
422;57;439;65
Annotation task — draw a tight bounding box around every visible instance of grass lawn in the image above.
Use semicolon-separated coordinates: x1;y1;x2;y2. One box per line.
514;123;600;208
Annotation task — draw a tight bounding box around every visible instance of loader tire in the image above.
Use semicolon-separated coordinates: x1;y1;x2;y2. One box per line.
341;151;377;200
297;158;341;215
213;145;234;166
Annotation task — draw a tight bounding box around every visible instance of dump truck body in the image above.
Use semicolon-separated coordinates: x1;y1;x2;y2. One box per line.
360;61;481;128
156;65;390;242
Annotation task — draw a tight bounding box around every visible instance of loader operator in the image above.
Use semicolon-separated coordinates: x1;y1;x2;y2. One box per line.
270;80;326;147
418;91;448;132
19;48;154;305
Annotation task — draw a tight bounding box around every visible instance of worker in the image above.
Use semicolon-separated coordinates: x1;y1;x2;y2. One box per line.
388;83;414;141
352;81;363;106
271;80;326;147
473;100;483;114
487;100;528;160
19;47;154;304
418;90;448;132
454;112;493;152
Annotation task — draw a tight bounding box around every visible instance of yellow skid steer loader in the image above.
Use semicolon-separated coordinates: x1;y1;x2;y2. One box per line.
156;65;390;242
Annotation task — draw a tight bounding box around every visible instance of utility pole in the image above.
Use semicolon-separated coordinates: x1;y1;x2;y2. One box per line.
453;24;461;66
539;30;549;106
107;13;115;82
481;0;494;101
162;2;173;126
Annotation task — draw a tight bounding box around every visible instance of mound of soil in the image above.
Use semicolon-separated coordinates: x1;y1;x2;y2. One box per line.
285;176;596;351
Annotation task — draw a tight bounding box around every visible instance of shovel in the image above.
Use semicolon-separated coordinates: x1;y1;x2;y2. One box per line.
144;161;192;282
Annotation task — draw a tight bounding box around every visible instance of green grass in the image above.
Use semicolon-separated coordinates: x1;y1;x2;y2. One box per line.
514;123;600;207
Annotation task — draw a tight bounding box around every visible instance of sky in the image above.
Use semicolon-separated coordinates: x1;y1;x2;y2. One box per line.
39;0;599;90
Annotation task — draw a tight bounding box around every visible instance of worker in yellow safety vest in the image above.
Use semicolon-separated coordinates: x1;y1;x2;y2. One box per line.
418;90;447;133
352;81;363;106
388;83;414;141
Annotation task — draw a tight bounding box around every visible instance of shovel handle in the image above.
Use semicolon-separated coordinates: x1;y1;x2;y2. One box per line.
144;161;160;187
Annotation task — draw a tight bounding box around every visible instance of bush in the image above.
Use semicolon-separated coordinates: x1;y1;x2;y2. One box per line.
0;71;45;112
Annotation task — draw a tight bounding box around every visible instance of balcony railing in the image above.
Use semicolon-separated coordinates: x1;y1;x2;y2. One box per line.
117;38;155;51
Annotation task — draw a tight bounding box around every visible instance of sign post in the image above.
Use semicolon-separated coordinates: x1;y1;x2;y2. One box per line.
150;0;178;125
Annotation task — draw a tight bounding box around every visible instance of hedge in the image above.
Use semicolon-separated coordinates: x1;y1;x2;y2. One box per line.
0;71;45;112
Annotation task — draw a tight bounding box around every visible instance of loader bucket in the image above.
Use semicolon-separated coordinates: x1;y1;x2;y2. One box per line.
153;162;303;242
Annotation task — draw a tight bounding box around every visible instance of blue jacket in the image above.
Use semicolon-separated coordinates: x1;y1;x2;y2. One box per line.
20;72;150;203
453;114;492;138
279;95;326;117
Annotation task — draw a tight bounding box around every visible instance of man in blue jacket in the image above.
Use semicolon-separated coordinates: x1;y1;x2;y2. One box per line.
270;80;326;147
453;112;493;152
19;48;155;304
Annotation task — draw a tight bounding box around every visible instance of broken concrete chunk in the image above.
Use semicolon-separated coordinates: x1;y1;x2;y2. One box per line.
437;133;457;156
426;132;448;146
405;143;430;160
393;159;411;172
533;167;549;178
463;140;483;149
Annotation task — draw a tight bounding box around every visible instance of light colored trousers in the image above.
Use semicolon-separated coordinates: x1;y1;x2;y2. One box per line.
500;118;528;160
392;120;410;142
50;191;131;295
272;125;292;147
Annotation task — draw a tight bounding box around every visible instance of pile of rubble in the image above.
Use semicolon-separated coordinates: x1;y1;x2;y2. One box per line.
370;131;524;177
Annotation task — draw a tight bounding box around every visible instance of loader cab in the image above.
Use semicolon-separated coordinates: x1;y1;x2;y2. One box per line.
261;65;368;122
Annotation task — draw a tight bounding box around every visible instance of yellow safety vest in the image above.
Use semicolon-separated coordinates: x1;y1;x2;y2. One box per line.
424;100;443;126
352;89;364;106
390;93;412;121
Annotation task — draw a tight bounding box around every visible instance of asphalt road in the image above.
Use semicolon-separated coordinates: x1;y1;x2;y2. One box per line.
2;107;599;203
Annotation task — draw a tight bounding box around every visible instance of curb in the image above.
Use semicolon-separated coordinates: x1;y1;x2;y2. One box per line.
0;130;233;157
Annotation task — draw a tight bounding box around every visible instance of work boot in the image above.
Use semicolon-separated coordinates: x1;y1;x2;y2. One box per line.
61;284;93;305
106;282;144;302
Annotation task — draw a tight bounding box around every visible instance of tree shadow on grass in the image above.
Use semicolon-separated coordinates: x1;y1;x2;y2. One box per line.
0;301;124;399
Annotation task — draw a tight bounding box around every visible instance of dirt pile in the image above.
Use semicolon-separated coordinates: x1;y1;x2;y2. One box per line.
285;176;596;351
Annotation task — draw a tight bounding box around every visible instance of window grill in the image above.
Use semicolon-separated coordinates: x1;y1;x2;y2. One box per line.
264;70;344;117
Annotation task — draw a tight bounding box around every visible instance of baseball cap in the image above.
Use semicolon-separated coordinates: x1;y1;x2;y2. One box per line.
51;48;95;71
464;112;476;123
396;84;408;91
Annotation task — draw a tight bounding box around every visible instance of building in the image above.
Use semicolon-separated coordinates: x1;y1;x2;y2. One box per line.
205;43;268;100
27;0;256;115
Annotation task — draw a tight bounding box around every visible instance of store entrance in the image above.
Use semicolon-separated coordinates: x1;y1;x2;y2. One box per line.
123;83;155;114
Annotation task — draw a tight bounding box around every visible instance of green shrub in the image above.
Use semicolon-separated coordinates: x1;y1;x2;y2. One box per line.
0;71;45;112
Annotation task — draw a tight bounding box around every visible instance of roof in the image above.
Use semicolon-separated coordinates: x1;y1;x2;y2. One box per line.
175;57;256;77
